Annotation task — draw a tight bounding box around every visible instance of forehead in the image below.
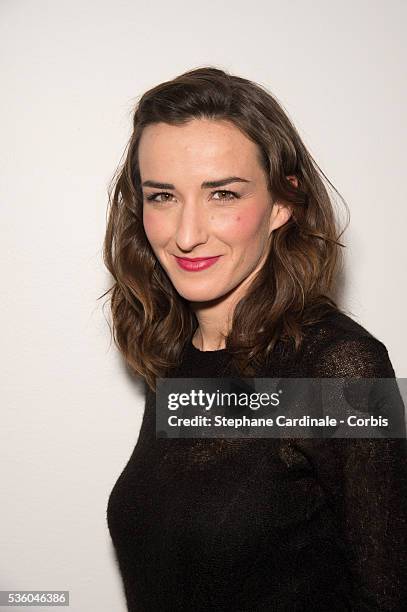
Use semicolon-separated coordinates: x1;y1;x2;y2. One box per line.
138;119;261;175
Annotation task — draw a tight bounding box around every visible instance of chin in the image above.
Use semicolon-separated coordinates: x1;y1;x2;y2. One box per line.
173;286;225;303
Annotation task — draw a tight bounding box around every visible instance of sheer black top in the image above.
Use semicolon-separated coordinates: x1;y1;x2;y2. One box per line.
106;309;407;611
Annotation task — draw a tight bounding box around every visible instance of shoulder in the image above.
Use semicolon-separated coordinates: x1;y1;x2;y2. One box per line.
302;308;396;378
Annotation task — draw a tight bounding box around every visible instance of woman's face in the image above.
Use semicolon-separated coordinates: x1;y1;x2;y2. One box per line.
139;118;292;304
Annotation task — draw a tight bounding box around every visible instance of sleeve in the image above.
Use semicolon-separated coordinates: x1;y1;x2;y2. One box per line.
299;335;407;611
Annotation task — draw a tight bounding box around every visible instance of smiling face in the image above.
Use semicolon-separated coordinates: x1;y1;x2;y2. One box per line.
140;118;292;306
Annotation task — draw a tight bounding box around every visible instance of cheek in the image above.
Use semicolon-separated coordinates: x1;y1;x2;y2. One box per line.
218;210;266;244
143;209;167;245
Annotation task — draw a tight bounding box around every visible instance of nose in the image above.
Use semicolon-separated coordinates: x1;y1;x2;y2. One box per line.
174;199;209;252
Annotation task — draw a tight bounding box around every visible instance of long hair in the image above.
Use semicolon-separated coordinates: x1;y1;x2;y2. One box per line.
101;66;349;392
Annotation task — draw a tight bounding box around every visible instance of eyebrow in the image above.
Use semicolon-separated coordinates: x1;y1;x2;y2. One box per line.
141;176;251;189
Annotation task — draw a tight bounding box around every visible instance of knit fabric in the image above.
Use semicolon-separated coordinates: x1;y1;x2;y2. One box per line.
107;309;407;611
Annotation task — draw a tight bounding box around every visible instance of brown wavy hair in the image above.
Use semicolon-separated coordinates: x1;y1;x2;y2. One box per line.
101;66;350;392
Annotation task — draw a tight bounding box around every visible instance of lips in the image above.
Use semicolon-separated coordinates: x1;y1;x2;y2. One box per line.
174;255;221;271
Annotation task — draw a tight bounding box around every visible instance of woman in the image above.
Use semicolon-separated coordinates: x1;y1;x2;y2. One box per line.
104;67;407;611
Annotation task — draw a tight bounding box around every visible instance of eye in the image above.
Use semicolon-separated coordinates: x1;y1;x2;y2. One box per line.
144;191;174;203
212;190;239;201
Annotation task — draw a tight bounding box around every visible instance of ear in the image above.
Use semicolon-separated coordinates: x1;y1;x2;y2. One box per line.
268;175;298;235
286;175;298;189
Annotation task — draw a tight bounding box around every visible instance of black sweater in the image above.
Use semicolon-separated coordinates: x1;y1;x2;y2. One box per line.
106;309;407;611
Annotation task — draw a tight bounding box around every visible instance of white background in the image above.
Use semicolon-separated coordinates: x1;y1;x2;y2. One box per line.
1;0;406;610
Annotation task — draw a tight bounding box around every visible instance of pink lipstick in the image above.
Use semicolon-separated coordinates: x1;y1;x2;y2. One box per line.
174;255;221;271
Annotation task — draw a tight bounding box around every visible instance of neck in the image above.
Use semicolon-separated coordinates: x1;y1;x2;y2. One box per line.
189;285;240;351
